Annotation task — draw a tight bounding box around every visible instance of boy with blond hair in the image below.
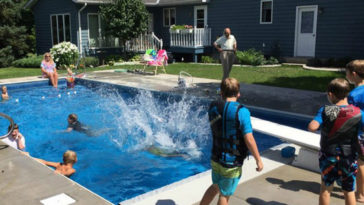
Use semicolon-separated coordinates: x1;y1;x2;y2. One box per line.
200;78;263;205
346;60;364;202
308;78;364;205
36;150;77;177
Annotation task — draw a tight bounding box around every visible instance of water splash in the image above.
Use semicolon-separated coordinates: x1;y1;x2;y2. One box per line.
97;88;211;159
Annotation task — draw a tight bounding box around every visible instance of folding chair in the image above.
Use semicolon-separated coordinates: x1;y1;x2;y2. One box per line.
143;49;168;75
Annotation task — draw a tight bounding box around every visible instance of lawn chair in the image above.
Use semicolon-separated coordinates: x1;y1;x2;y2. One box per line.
143;49;168;75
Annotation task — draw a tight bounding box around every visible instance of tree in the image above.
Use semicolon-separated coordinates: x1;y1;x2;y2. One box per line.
99;0;149;55
0;0;35;67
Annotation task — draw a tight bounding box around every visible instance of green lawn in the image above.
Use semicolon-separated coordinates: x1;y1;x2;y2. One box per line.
0;63;344;92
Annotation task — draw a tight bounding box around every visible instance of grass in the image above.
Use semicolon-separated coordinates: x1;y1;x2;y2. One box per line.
0;63;344;92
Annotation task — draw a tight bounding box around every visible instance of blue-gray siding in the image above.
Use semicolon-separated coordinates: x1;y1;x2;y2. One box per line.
149;0;364;59
32;0;79;54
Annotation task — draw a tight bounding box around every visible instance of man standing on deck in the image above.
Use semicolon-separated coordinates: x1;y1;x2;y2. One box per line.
213;28;237;81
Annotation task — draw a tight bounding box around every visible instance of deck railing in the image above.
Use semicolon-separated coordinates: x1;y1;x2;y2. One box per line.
170;28;211;48
89;32;163;52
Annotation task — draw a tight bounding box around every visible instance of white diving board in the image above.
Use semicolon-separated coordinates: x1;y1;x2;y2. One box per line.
251;117;320;151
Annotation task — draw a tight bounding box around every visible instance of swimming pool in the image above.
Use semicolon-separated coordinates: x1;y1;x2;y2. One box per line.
0;79;284;204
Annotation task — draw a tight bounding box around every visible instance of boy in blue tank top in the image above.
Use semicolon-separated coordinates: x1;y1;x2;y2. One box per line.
200;78;263;205
346;60;364;203
308;78;364;205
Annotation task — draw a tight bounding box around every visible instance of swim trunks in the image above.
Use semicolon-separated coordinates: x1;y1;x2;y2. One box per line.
211;160;241;196
319;154;357;191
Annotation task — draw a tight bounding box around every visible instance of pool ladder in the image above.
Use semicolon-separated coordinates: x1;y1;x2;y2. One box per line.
0;113;14;139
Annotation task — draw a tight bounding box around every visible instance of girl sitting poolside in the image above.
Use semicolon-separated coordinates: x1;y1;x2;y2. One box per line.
41;52;58;88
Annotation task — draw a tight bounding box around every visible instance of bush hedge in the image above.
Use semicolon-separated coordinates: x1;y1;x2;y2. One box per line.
236;49;279;66
80;57;99;68
201;56;217;63
12;54;43;68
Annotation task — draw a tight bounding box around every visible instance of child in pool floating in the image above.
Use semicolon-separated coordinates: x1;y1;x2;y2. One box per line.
2;85;9;100
66;68;75;89
36;150;77;177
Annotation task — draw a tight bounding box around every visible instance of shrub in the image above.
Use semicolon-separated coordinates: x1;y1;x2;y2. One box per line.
235;49;279;66
0;46;15;67
105;55;123;63
50;42;79;68
236;49;266;66
201;56;216;63
80;57;99;68
266;56;279;65
130;54;142;62
12;54;43;68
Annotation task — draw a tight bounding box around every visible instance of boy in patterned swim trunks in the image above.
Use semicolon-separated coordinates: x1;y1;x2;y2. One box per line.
346;60;364;202
308;78;364;205
200;78;263;205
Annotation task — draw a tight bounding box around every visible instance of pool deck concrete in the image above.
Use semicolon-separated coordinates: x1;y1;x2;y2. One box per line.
0;71;342;205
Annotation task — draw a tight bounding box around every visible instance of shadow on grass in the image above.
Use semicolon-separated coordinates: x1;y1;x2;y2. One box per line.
254;75;344;92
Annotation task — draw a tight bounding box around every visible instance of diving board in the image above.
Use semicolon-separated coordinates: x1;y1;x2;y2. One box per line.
251;117;320;150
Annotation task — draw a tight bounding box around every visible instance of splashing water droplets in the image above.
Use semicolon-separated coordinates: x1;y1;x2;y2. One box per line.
98;89;210;159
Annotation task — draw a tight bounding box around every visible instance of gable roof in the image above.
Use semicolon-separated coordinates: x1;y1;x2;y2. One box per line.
143;0;209;6
25;0;208;9
24;0;111;9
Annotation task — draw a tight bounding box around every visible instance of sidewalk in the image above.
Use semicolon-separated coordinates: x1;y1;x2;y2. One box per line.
195;165;345;205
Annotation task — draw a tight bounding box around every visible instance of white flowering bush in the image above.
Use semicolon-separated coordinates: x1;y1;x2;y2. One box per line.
50;42;79;68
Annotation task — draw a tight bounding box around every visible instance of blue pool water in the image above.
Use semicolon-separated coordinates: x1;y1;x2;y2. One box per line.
0;80;283;204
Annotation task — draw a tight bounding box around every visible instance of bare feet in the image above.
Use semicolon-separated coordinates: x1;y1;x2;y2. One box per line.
356;192;364;203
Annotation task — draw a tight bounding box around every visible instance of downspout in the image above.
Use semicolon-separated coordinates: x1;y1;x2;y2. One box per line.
78;3;87;56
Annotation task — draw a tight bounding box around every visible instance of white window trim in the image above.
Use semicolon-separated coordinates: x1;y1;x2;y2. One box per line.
163;7;176;27
194;5;208;28
50;13;72;46
87;13;102;49
260;0;273;24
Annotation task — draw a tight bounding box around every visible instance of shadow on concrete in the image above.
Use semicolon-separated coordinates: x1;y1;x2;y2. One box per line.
265;177;344;199
254;75;344;92
0;144;9;150
156;199;176;205
246;197;287;205
258;149;294;165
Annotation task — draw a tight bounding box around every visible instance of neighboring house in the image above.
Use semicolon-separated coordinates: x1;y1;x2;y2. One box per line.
26;0;364;62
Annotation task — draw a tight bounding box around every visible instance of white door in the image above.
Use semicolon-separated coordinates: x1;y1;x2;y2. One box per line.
194;5;207;28
295;6;318;57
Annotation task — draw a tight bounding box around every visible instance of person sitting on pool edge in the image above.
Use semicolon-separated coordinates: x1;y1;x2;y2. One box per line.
66;113;93;136
36;150;77;177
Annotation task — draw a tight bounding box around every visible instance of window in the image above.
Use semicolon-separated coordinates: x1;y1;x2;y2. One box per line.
51;14;71;45
163;8;176;27
260;0;273;24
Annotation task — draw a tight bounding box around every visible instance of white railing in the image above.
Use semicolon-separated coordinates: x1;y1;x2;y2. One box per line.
89;32;163;52
125;32;163;52
170;28;211;48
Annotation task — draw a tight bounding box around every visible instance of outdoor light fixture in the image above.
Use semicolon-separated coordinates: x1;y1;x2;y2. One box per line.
319;7;324;14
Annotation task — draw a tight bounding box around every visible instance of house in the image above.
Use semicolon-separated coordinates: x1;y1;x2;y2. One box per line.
26;0;364;62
